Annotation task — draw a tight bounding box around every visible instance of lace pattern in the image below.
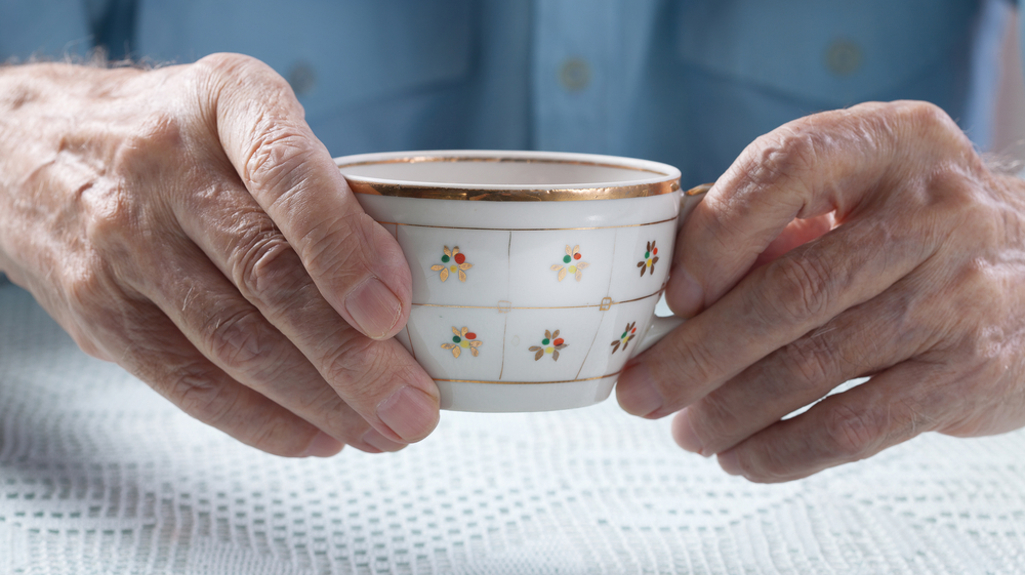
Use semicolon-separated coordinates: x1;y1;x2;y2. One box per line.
2;283;1023;574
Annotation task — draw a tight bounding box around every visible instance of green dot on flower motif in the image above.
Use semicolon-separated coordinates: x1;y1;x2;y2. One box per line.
645;251;650;258
442;255;450;263
542;338;550;345
452;336;461;343
621;331;628;338
563;255;571;264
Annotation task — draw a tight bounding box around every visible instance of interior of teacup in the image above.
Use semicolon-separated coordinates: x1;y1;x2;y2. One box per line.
336;150;679;190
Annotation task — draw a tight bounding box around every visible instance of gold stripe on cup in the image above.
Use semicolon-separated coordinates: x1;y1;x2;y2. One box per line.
374;215;679;232
410;286;665;311
345;181;679;201
433;371;621;385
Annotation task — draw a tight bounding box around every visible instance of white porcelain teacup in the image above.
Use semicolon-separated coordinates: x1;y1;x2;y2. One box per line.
336;150;705;412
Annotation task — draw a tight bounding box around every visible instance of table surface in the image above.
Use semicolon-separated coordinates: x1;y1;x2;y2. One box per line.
1;282;1024;574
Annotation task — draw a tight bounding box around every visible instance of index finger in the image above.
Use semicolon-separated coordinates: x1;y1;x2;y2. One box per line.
202;53;411;340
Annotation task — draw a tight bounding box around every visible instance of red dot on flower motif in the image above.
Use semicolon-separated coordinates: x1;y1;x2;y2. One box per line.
553;338;564;346
573;253;581;260
465;332;476;340
631;328;637;334
454;253;466;264
652;247;658;255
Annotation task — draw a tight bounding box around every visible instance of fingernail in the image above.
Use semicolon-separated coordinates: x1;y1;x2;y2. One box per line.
717;450;743;476
672;409;706;455
666;266;704;318
376;385;439;442
345;277;402;339
301;431;344;457
361;428;406;453
616;364;665;418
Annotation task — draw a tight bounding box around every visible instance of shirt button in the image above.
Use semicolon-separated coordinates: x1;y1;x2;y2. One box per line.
287;60;317;96
558;58;592;92
825;39;863;77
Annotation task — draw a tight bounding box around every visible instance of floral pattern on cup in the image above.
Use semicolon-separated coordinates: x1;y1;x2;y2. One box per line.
528;329;567;361
611;322;637;354
441;327;482;358
551;245;589;282
431;246;473;282
637;241;659;277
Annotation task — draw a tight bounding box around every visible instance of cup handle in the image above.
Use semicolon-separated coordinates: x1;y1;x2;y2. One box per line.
633;182;712;356
678;182;712;229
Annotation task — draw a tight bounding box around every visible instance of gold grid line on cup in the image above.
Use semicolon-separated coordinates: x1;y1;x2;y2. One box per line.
410;287;665;311
375;216;678;233
432;370;622;385
575;229;622;378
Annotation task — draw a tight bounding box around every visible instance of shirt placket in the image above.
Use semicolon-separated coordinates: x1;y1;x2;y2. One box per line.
532;0;617;153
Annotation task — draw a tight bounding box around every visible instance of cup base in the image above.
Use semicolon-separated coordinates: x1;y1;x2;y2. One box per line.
437;376;617;412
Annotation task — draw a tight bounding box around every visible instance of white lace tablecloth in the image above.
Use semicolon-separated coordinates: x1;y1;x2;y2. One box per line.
1;281;1024;574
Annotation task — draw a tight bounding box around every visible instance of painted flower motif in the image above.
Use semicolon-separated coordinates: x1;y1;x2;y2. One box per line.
431;246;473;282
637;241;660;277
528;329;568;361
441;326;482;358
610;322;637;354
551;244;589;282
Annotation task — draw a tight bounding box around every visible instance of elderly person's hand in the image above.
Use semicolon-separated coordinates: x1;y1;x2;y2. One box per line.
0;54;439;456
616;100;1025;482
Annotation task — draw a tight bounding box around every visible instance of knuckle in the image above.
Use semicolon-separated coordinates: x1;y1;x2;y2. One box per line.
201;309;279;375
64;261;111;312
320;336;414;408
299;211;376;284
901;100;959;138
822;403;879;459
740;126;819;190
761;254;833;324
199;53;290;89
120;112;186;164
81;181;138;254
292;384;350;422
243;123;314;194
689;393;741;450
165;357;313;457
245;418;312;457
164;363;310;456
321;334;380;399
778;335;838;392
664;337;723;396
74;108;186;244
167;362;242;426
893;101;978;174
197;52;260;74
232;229;307;304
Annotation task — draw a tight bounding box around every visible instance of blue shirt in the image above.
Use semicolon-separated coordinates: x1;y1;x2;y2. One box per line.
0;0;1019;289
0;0;1012;185
2;0;1010;288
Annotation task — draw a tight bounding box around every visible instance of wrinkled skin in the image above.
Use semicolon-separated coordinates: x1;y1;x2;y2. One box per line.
617;101;1025;482
0;54;440;457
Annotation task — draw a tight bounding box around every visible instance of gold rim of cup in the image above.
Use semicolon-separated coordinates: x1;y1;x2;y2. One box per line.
335;150;687;202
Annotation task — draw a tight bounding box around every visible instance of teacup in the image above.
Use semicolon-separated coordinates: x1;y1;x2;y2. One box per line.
336;150;705;412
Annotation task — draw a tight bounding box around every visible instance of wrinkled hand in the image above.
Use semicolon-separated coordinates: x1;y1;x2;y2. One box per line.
617;101;1025;482
0;54;439;456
